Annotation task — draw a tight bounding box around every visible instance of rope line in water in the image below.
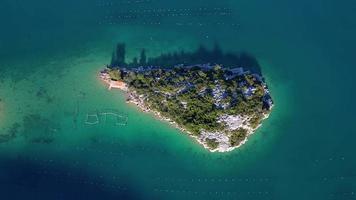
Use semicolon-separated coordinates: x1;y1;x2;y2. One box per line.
84;109;128;126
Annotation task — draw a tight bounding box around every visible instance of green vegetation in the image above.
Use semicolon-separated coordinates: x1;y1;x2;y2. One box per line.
108;65;272;143
249;113;264;129
108;69;122;81
229;128;248;146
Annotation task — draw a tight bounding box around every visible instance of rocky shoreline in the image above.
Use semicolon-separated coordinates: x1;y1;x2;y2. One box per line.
126;89;272;152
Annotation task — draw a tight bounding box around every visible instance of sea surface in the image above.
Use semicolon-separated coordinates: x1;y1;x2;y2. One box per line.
0;0;355;199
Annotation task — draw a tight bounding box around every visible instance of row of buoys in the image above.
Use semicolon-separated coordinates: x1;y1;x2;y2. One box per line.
313;156;346;163
153;188;270;196
107;7;231;13
153;177;270;183
321;174;356;182
330;191;355;197
34;170;128;191
100;7;232;20
105;11;231;19
98;21;239;28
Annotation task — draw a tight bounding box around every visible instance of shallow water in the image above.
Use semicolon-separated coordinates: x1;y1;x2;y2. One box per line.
1;0;356;199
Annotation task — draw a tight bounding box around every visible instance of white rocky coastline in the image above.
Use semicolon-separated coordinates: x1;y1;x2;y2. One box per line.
126;90;272;152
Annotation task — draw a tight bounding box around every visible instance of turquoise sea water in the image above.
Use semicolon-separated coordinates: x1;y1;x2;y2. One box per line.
0;0;355;199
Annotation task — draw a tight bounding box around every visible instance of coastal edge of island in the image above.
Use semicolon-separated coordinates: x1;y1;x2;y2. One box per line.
98;43;273;152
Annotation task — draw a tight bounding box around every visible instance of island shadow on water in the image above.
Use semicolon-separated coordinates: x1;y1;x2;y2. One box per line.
109;43;262;75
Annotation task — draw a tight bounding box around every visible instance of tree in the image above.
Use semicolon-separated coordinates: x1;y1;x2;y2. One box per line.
108;69;121;81
206;138;219;149
230;129;248;146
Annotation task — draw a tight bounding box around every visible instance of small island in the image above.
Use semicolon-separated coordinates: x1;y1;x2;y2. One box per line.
100;43;273;152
